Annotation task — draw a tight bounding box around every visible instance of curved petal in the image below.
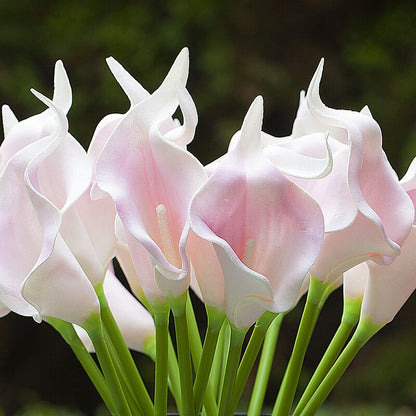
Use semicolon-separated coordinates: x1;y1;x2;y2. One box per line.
311;211;399;282
285;136;355;232
263;132;333;179
187;229;225;311
29;90;92;213
88;114;123;169
163;82;198;148
0;140;47;316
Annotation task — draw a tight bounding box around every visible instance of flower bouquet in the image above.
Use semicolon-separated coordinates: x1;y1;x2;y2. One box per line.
1;48;416;416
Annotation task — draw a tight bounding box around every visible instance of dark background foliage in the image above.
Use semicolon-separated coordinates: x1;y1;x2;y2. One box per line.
1;0;416;414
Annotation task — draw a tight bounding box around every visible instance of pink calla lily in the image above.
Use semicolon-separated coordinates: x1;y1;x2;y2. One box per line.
189;96;325;329
96;49;206;305
263;61;414;284
0;63;99;326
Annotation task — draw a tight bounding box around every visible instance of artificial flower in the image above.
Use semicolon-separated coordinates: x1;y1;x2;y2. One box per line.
189;96;325;329
96;49;206;305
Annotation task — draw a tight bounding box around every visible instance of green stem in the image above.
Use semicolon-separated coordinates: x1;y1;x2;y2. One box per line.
84;313;132;416
193;306;224;416
231;311;277;411
210;320;230;400
272;277;329;416
154;304;171;416
45;317;116;414
168;334;182;412
95;283;154;416
299;318;383;416
170;293;195;416
248;314;284;416
293;297;362;416
103;328;144;415
218;324;247;416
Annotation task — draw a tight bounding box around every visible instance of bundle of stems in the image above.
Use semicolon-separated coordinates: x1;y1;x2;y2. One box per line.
46;276;385;416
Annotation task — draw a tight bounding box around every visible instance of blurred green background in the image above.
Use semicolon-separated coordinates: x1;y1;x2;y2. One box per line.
1;0;416;414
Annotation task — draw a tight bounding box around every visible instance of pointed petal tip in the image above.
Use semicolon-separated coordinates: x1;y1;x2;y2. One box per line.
175;47;189;64
169;48;190;83
179;47;189;58
305;58;326;108
2;104;12;114
106;56;118;70
311;58;324;87
2;104;18;135
53;59;68;82
360;105;373;118
238;96;264;152
253;94;264;106
54;59;64;70
52;59;72;114
247;95;264;121
106;56;124;78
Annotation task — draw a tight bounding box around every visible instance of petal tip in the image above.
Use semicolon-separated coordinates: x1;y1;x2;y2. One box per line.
168;48;190;85
2;104;18;133
306;58;325;108
244;96;264;128
236;96;264;154
52;60;72;113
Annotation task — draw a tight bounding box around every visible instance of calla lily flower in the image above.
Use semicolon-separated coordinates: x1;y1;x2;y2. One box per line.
75;267;155;354
189;96;325;329
0;62;99;326
96;49;207;306
262;60;414;284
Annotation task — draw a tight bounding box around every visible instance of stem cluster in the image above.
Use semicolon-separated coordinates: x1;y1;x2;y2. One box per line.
48;278;382;415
